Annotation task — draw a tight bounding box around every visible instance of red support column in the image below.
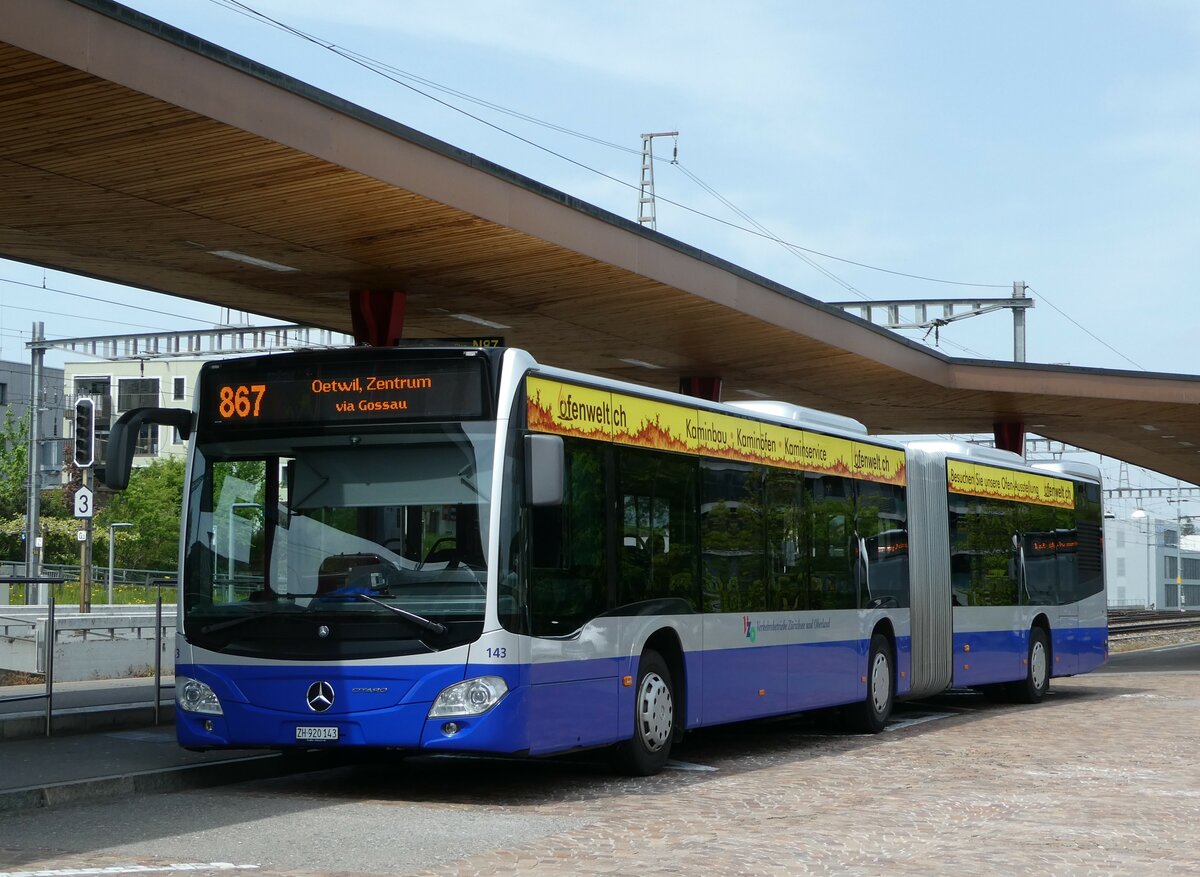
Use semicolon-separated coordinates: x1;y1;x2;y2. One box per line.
349;290;406;347
678;376;723;402
993;420;1026;456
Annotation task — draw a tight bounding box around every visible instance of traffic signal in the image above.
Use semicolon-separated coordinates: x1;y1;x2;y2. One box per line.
74;397;95;468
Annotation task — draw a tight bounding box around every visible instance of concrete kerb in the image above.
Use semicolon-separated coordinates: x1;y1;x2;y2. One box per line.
0;751;309;814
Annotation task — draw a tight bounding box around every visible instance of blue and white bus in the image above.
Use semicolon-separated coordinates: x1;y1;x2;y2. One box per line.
106;346;1107;775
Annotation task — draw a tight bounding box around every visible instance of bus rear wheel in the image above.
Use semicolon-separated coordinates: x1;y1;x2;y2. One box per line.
849;633;894;733
1010;626;1050;704
613;648;674;776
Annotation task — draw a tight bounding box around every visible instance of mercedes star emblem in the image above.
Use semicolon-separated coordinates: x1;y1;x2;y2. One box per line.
306;680;335;712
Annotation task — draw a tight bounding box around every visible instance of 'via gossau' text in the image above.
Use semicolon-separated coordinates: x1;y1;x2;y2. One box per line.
310;375;433;414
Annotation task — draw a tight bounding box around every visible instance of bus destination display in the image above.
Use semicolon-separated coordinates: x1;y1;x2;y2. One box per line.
201;357;487;430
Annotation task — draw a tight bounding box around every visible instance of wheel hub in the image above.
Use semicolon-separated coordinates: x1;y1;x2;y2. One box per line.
870;652;891;714
637;672;673;752
1031;639;1048;689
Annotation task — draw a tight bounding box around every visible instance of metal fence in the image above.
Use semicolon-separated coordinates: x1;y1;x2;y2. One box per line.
0;594;171;736
3;562;177;586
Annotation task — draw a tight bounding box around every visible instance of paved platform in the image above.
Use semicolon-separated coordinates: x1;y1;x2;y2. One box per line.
406;670;1200;877
1;667;1198;876
2;644;1198;877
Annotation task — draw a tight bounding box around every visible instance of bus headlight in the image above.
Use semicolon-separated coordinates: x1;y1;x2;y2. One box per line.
177;676;223;715
429;676;508;717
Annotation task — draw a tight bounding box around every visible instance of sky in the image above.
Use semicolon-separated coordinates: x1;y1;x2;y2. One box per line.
2;0;1198;513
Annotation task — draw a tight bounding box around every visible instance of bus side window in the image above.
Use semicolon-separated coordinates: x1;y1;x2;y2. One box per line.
619;449;699;610
856;480;909;609
949;496;1019;607
1075;483;1104;600
529;439;607;636
701;460;766;613
807;474;855;610
766;472;806;611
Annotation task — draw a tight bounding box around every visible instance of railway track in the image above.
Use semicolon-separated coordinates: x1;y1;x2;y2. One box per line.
1108;609;1200;637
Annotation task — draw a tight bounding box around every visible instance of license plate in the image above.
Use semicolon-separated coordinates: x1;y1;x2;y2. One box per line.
295;726;338;741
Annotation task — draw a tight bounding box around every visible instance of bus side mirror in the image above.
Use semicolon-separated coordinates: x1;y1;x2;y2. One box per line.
524;434;563;507
102;407;194;490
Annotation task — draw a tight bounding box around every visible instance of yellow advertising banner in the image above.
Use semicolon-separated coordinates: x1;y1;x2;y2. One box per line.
615;394;691;453
527;376;906;485
526;376;618;441
946;459;1074;509
851;441;906;484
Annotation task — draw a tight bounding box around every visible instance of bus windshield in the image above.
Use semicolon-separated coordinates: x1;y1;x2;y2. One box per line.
182;423;494;658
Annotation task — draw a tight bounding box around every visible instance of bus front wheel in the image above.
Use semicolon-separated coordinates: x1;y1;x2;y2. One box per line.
613;648;674;776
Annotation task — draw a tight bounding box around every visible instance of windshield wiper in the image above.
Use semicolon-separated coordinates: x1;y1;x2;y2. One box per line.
200;592;447;637
352;592;447;635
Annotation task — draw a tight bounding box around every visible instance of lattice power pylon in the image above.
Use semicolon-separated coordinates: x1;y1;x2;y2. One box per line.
637;131;678;230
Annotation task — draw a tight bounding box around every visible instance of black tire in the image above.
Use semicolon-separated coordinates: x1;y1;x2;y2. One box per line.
849;633;894;733
1010;626;1050;704
613;648;674;776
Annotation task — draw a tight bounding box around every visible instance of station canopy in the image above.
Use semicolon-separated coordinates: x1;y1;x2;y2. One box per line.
2;0;1200;484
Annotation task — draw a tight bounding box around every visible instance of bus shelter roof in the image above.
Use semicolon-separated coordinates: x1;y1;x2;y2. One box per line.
2;0;1200;484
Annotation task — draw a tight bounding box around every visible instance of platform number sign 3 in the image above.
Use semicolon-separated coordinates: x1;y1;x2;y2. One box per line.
74;485;94;519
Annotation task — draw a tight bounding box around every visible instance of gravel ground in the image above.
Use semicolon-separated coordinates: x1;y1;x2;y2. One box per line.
1108;626;1200;652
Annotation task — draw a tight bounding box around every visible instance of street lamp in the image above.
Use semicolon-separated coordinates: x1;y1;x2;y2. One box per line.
107;522;133;605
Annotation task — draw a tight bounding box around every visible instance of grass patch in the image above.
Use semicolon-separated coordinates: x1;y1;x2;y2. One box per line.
5;582;177;606
0;670;44;685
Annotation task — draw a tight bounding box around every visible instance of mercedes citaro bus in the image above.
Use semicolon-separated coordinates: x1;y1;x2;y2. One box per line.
103;345;1106;775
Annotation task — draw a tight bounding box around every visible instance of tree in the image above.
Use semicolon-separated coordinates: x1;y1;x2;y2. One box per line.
0;408;30;520
99;457;186;571
0;407;109;564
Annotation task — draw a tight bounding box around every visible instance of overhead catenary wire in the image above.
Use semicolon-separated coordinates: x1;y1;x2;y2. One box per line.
280;21;1138;364
208;0;1009;293
657;163;990;354
0;299;191;335
12;0;1144;375
213;0;1143;367
207;0;1139;370
672;162;867;299
0;275;221;335
1026;286;1145;371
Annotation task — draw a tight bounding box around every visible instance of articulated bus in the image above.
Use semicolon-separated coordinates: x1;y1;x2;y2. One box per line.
105;346;1107;775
